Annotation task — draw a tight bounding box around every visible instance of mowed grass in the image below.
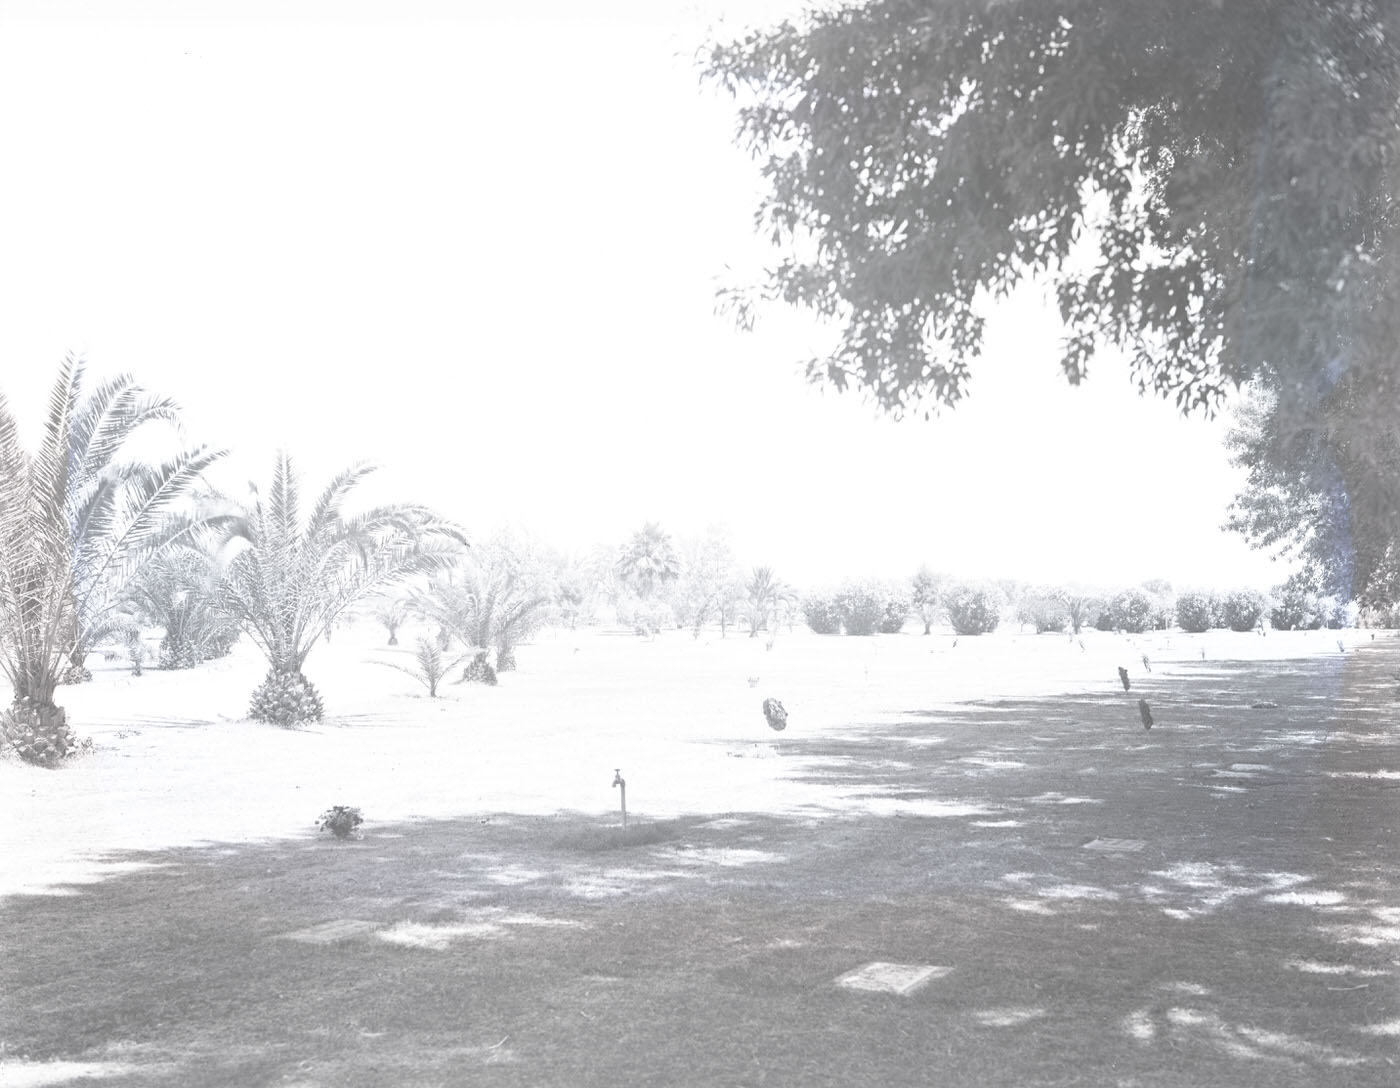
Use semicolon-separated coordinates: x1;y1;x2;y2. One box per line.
3;637;1400;1087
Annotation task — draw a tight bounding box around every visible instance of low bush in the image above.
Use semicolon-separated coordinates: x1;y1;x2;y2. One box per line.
1269;586;1323;631
942;581;1002;635
1016;589;1069;633
317;805;363;840
802;594;842;635
1107;589;1154;633
878;587;911;634
1176;591;1221;633
1220;589;1267;632
835;582;885;636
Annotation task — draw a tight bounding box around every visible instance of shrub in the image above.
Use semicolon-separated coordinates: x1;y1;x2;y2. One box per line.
802;594;842;634
1108;589;1154;633
1016;589;1069;633
835;582;885;636
1269;586;1323;631
878;586;911;633
1141;579;1175;630
1176;591;1221;633
1220;590;1267;632
1317;595;1354;629
942;582;1002;635
317;805;363;840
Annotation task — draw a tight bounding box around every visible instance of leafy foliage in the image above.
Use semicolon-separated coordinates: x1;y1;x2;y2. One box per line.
834;581;887;636
1056;588;1101;636
1269;581;1324;631
1107;589;1154;634
674;529;743;638
1176;591;1222;634
707;2;1400;418
122;543;239;670
0;358;224;759
941;581;1002;636
369;597;411;646
742;566;797;639
910;566;946;634
215;453;465;725
802;593;843;635
614;522;681;601
1016;589;1069;634
408;540;552;671
316;805;363;840
378;637;466;698
1220;590;1268;633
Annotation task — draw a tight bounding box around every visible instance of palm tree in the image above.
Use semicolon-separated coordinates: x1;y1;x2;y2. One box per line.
213;453;466;725
407;561;551;677
614;521;680;601
0;357;226;765
121;542;239;669
742;566;796;640
368;596;411;645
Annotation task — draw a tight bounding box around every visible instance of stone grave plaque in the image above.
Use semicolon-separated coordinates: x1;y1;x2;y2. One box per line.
835;962;950;995
1082;838;1146;853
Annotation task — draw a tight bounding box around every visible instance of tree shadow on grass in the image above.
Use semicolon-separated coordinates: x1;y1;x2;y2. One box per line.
3;650;1400;1087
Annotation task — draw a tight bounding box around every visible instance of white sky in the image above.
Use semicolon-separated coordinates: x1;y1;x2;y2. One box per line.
0;0;1291;591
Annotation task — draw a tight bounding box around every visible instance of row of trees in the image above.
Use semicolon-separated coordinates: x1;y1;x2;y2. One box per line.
0;361;467;764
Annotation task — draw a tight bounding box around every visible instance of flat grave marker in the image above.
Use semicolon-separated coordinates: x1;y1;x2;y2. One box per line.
835;962;951;996
1082;838;1146;853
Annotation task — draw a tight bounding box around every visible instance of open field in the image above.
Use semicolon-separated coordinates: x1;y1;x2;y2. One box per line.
3;624;1399;1086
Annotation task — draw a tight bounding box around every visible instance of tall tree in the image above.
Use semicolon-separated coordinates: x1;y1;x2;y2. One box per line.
0;357;225;764
214;454;465;725
706;0;1400;599
707;0;1400;418
614;521;681;601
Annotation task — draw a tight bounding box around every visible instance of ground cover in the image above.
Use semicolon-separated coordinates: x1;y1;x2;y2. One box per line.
2;626;1398;1086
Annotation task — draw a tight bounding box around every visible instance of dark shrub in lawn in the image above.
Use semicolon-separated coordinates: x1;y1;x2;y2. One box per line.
802;594;843;634
317;805;363;840
1220;590;1267;632
1016;589;1069;633
836;582;885;636
942;581;1002;635
1176;591;1221;633
1269;585;1323;631
1108;589;1154;633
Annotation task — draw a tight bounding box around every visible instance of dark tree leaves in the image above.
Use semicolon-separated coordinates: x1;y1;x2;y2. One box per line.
705;0;1400;423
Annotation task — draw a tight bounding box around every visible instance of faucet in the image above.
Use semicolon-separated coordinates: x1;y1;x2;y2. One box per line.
612;768;627;830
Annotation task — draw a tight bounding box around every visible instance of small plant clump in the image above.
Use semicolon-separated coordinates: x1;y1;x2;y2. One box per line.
316;805;363;840
1;698;92;768
249;669;325;726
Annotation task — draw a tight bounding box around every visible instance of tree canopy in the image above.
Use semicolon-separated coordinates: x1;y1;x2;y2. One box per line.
707;0;1398;413
706;0;1400;601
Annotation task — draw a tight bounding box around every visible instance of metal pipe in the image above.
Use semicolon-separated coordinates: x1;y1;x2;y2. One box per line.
612;768;627;830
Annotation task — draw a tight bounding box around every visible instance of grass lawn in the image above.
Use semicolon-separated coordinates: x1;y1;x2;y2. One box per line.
2;626;1399;1086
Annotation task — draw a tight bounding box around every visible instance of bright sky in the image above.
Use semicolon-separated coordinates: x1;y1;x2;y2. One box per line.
0;0;1290;592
